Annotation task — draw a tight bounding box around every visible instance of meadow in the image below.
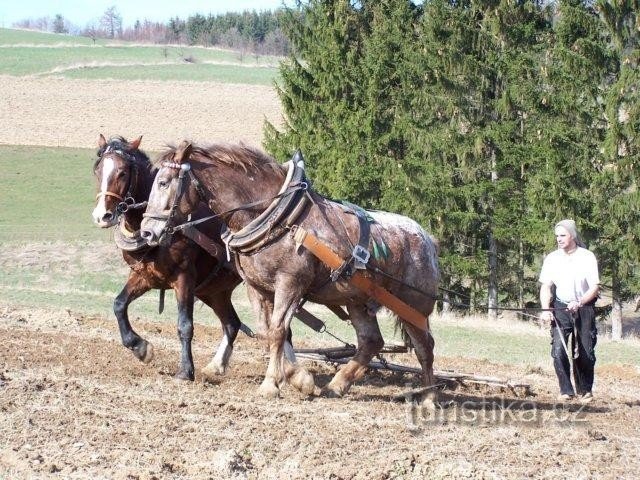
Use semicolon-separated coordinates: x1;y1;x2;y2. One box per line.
0;28;280;83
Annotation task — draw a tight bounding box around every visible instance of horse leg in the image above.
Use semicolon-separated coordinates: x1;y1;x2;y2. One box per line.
114;273;154;363
325;304;384;397
174;275;195;381
246;284;297;369
200;289;242;379
259;280;315;398
246;284;271;340
403;323;437;411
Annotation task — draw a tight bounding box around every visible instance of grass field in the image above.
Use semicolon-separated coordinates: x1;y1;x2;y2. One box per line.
60;63;278;84
0;28;280;84
0;145;103;242
1;145;639;368
0;28;99;45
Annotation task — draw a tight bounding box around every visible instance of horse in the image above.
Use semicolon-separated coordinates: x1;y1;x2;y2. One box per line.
91;134;248;381
140;141;440;402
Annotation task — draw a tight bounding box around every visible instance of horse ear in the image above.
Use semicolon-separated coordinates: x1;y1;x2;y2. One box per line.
129;135;143;151
98;134;107;149
174;140;192;164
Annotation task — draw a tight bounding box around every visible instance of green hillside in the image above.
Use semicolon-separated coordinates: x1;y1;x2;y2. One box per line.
0;27;280;84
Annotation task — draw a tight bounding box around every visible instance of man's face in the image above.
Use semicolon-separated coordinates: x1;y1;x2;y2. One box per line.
555;226;576;251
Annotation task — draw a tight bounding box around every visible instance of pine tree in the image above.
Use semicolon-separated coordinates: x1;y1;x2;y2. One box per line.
53;14;68;34
401;0;553;312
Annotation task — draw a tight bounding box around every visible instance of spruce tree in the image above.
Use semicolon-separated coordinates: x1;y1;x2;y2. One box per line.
525;0;609;286
592;0;640;338
264;0;370;202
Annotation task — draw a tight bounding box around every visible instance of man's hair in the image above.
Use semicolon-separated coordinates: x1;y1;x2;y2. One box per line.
555;219;585;248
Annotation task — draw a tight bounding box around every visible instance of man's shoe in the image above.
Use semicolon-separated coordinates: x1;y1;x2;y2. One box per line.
579;392;593;403
557;393;574;402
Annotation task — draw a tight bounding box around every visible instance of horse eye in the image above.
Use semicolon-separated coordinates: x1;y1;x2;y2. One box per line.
159;179;169;188
117;171;126;179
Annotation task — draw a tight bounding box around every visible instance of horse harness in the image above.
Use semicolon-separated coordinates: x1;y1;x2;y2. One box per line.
220;150;311;258
150;150;430;333
144;152;311;258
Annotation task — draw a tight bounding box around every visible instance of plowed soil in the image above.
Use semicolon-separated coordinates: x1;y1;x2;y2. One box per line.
0;75;282;150
1;304;639;479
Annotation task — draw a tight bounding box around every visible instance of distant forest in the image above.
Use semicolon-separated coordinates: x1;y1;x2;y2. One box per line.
12;8;290;56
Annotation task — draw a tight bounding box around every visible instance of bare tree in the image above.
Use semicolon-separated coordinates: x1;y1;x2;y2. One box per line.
83;24;99;44
15;16;50;31
34;16;50;31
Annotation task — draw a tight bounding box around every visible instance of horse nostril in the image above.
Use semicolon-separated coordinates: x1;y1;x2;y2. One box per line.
102;212;113;222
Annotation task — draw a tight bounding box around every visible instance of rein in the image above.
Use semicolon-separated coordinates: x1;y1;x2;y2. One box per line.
172;185;308;233
143;160;309;243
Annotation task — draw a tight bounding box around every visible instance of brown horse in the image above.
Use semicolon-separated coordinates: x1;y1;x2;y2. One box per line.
91;135;248;381
140;142;439;401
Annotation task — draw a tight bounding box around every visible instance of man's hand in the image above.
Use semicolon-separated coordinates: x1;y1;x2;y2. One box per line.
567;300;580;313
540;310;554;325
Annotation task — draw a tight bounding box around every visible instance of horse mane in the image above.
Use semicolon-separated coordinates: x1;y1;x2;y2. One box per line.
154;142;285;179
94;136;154;174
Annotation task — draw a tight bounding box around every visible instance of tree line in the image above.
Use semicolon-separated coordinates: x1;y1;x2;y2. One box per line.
264;0;639;329
11;7;289;56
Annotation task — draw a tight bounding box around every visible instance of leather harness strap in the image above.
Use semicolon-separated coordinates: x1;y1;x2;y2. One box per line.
96;190;124;202
222;151;310;255
350;205;371;270
181;225;225;263
293;227;429;332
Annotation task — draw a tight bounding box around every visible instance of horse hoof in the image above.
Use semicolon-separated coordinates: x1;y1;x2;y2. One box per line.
322;385;343;398
323;379;350;398
133;341;154;364
258;380;280;399
174;370;195;382
290;369;317;396
202;361;225;380
325;372;351;398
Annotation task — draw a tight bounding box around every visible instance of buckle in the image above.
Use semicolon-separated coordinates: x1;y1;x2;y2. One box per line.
352;245;370;266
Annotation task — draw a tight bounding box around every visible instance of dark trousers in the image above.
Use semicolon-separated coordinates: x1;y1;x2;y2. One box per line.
551;300;597;395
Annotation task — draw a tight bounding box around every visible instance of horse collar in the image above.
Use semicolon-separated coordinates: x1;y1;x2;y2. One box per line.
221;156;310;257
114;218;150;252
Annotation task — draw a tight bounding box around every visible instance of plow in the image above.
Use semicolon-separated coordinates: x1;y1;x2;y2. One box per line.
292;308;532;398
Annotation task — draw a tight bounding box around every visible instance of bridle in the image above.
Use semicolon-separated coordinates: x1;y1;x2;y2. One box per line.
142;161;207;241
143;160;309;245
95;146;144;215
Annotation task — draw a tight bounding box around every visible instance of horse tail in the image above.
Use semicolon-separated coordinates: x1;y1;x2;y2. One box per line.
393;313;414;349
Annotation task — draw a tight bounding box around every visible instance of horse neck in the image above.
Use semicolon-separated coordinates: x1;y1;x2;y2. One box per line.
198;162;284;232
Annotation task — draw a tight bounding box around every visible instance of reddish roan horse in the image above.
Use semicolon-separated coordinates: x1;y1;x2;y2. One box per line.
91;135;247;380
140;141;440;402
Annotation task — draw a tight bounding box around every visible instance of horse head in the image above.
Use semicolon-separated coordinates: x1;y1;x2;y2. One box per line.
140;140;203;246
92;134;145;227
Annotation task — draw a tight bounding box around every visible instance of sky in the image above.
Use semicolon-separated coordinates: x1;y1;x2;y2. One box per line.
0;0;294;29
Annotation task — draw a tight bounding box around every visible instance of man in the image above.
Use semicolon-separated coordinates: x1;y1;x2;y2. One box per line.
539;219;600;403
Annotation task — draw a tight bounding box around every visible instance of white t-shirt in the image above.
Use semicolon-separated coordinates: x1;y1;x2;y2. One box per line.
539;247;600;304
